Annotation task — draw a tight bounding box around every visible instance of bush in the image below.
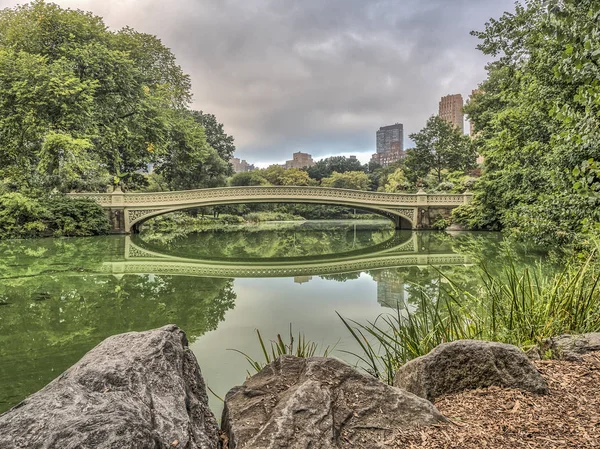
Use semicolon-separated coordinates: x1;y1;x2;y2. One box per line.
46;197;111;237
431;216;450;230
0;193;110;239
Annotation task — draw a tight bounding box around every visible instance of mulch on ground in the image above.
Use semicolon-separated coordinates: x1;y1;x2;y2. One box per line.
395;352;600;448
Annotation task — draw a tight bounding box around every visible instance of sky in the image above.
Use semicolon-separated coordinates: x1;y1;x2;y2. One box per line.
0;0;518;166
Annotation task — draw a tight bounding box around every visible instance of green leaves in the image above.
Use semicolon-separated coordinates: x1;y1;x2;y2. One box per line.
460;0;600;243
321;171;370;190
0;0;233;195
406;115;477;185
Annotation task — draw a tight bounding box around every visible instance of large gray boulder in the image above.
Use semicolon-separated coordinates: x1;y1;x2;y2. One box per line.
222;355;446;449
0;325;218;449
394;340;548;401
542;333;600;361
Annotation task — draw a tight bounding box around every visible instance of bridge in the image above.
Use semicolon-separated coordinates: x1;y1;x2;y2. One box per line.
68;186;473;233
98;234;472;278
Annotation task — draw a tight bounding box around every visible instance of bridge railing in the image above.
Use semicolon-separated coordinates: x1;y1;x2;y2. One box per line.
68;186;474;208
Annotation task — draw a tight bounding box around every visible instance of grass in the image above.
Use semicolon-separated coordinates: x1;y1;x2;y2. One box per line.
339;247;600;384
229;324;337;376
233;247;600;385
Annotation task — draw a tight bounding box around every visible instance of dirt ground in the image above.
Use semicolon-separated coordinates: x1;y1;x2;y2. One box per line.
395;352;600;448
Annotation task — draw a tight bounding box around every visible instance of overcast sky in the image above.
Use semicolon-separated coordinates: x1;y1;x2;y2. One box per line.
1;0;517;165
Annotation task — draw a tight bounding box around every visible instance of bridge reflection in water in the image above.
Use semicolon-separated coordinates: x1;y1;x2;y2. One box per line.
100;233;472;279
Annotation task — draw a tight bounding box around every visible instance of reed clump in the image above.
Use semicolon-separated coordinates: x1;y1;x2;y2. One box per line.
340;248;600;384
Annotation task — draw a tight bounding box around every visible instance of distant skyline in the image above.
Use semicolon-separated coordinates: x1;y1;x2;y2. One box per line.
0;0;518;165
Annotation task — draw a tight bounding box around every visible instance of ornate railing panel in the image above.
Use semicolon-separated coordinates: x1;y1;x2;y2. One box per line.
68;186;472;208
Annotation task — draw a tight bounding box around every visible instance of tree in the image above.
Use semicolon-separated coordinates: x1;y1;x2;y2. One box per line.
280;169;313;186
261;165;286;185
229;172;268;186
321;171;370;190
383;168;410;192
307;156;365;180
458;0;600;243
155;112;228;190
191;111;236;175
406;116;476;185
0;1;231;193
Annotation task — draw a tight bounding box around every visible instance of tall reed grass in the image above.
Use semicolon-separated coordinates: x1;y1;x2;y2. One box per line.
340;248;600;384
229;325;337;375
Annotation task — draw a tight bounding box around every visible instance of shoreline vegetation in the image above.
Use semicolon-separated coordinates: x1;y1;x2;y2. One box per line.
140;210;388;234
238;245;600;384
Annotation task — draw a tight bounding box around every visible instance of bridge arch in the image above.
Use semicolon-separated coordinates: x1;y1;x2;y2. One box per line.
128;200;414;233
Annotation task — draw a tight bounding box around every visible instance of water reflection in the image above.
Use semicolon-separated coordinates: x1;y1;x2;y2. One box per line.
137;220;398;261
0;226;546;415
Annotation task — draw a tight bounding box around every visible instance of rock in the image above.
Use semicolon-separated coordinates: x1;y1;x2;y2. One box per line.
0;325;218;449
542;333;600;361
525;346;542;361
445;223;468;231
393;340;548;402
222;355;446;449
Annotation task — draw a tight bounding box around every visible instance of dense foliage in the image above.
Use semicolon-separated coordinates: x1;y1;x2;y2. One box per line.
458;0;600;245
306;156;365;181
406;116;476;185
0;193;110;238
0;1;235;237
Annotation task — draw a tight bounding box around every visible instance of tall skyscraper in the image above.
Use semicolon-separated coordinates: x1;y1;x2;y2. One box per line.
376;123;404;154
438;94;464;133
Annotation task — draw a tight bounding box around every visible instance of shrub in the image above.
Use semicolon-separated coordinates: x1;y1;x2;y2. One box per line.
0;193;110;239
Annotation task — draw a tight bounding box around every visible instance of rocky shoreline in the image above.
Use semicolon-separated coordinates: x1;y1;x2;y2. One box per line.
0;325;598;448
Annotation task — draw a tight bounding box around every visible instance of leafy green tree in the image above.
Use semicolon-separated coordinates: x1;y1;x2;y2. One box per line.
191;111;236;175
0;1;231;194
321;171;370;190
280;169;313;186
261;165;286;185
406;116;476;185
156;112;228;190
307;156;365;181
458;0;600;243
383;168;411;192
229;172;268;186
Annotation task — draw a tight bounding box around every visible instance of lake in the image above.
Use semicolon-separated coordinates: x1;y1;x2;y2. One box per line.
0;220;550;416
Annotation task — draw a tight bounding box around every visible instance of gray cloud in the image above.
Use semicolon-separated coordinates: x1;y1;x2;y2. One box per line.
1;0;517;164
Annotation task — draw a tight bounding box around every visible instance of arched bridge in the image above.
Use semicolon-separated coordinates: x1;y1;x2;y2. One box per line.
68;186;473;233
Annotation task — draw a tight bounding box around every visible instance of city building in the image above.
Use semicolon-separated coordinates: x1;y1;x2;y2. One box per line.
438;94;464;133
371;123;406;167
231;157;255;173
376;123;404;154
285;152;315;169
372;270;406;309
370;144;406;167
294;276;313;284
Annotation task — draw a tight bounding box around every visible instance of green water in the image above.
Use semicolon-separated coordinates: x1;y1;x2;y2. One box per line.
0;220;550;416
